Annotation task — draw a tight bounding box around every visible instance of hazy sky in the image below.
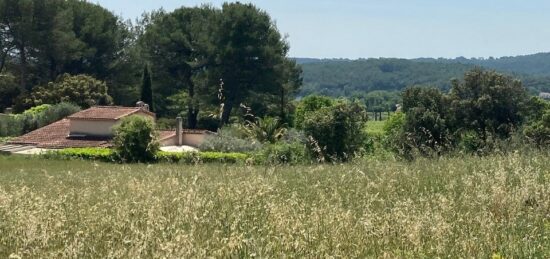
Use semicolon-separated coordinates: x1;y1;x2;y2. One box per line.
94;0;550;59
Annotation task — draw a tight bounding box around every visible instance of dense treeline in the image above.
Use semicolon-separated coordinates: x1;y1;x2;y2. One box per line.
415;52;550;77
299;55;550;97
0;0;300;129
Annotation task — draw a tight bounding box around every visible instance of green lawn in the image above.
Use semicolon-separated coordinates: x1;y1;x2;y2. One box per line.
0;153;548;258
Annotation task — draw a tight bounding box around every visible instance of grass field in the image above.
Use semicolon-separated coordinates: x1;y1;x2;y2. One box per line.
0;153;548;258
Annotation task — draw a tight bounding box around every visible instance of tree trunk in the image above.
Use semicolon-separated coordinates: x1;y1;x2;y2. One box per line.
18;42;27;91
0;50;7;74
220;99;234;127
187;107;198;129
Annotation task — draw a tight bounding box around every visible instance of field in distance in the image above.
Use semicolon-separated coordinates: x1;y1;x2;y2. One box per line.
0;153;548;258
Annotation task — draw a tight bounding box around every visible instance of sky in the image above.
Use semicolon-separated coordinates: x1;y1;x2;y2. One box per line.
94;0;550;59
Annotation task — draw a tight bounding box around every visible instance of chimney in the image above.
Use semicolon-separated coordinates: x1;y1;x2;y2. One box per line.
176;116;183;146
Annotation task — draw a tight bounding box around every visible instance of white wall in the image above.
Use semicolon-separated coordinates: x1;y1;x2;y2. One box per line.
160;133;209;147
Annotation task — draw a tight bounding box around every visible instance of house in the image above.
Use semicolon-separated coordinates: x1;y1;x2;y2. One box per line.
8;104;212;150
540;92;550;100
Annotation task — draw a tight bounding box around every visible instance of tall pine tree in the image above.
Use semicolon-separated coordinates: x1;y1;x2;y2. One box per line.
140;64;153;110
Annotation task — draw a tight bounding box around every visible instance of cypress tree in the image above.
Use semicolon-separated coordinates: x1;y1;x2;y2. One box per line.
140;64;153;110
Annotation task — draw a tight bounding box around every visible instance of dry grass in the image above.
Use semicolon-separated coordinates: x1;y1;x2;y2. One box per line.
0;152;548;258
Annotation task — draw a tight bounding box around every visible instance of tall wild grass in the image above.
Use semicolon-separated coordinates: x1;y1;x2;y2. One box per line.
0;152;548;257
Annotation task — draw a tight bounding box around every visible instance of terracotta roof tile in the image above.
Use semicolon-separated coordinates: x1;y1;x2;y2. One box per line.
8;119;112;149
67;106;155;121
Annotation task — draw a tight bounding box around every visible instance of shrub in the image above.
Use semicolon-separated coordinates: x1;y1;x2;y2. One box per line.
155;151;248;164
243;117;287;143
199;125;263;153
457;130;486;154
294;95;334;129
43;148;115;162
524;109;550;147
302;100;367;161
35;102;80;128
0;103;80;137
113;116;159;162
22;104;52;116
255;143;310;165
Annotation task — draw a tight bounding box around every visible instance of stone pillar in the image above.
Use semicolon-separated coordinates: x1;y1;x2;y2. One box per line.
176;116;183;146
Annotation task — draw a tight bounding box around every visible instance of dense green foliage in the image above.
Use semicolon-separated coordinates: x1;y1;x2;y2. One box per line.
140;64;154;110
0;102;80;137
242;117;287;144
29;74;113;108
384;70;537;158
1;152;548;257
41;147;250;164
302;100;368;161
449;69;529;138
523;97;550;147
141;3;301;125
298;56;550;98
199;126;263;153
113;116;159;162
294;95;334;129
156;151;248;164
0;0;134;109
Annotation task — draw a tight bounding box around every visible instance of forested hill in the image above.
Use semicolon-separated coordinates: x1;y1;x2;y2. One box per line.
296;53;550;97
414;52;550;77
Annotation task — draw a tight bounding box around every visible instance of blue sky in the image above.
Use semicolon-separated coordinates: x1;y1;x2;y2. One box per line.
94;0;550;59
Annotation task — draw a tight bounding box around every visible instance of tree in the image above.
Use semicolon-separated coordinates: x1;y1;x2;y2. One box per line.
449;68;529;138
0;73;19;111
294;95;334;129
113;115;159;163
400;86;452;156
523;97;550;147
0;0;133;106
302;100;367;161
141;6;217;127
29;74;113;108
140;64;153;110
214;2;298;125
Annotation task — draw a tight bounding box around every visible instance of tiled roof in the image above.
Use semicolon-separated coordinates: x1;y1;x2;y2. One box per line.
8;119;112;149
67;106;155;121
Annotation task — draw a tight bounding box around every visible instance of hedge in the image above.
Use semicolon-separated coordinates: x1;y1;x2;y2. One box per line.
156;151;249;164
43;148;115;162
42;148;249;164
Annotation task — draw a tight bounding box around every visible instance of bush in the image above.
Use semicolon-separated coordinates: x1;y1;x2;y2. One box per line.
42;148;249;164
43;148;115;162
302;100;367;161
113;116;159;162
199;125;263;153
294;95;334;129
524;109;550;147
155;151;248;164
35;102;80;128
457;130;486;154
243;117;287;143
255;143;310;165
22;104;52;116
0;102;80;137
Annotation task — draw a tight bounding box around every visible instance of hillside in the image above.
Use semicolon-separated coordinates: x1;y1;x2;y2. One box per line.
297;53;550;97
